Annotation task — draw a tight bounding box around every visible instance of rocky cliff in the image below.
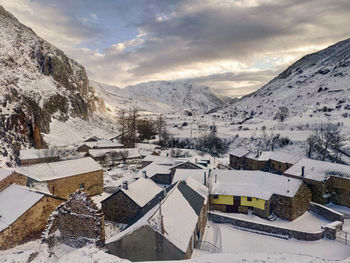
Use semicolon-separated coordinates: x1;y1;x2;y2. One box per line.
0;6;99;166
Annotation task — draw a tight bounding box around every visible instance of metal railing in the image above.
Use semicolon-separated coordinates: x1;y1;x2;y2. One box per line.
337;230;349;245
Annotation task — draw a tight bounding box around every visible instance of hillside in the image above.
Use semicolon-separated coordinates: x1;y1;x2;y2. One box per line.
219;38;350;121
125;81;228;113
0;6;107;166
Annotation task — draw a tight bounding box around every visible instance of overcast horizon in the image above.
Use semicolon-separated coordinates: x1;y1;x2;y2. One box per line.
1;0;350;97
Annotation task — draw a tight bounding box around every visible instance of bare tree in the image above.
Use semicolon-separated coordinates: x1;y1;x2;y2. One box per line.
155;114;168;145
306;123;346;162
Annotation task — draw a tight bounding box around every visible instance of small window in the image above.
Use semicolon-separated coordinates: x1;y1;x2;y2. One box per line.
213;195;219;199
247;197;252;201
80;183;85;189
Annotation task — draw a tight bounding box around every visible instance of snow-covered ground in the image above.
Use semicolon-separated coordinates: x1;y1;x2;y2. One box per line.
195;221;350;261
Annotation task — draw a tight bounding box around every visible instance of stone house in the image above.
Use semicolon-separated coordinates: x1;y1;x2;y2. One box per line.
77;140;123;153
101;177;163;224
140;155;174;169
172;169;208;185
284;158;350;207
88;148;142;164
15;157;104;199
169;161;203;183
210;170;311;221
229;148;301;174
137;162;173;184
43;190;104;248
0;168;27;191
0;184;63;250
106;179;209;261
19;148;59;166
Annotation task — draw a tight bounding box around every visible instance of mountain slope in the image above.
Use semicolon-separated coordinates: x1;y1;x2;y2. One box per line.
0;6;102;166
125;81;228;113
220;38;350;120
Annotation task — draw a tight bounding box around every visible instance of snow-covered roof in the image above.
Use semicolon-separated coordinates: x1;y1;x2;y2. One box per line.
284;158;350;182
0;184;44;231
268;152;302;165
119;178;163;207
19;148;59;160
88;148;141;159
142;155;174;164
245;151;301;164
16;157;102;182
246;151;271;161
0;168;13;181
173;169;207;184
211;170;302;200
148;182;203;252
229;147;250;158
80;140;123;149
107;180;206;252
185;177;209;201
137;163;172;178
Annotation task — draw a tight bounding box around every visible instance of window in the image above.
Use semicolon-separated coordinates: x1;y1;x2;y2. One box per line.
213;195;219;199
247;197;252;201
80;183;85;189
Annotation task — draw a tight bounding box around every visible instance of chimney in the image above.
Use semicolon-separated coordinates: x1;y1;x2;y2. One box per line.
214;173;217;183
256;149;259;157
143;170;147;178
163;186;167;196
203;171;207;186
123;181;128;190
159;198;165;235
301;166;305;177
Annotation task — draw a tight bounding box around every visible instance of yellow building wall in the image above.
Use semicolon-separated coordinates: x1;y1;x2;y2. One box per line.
211;195;234;205
241;197;265;210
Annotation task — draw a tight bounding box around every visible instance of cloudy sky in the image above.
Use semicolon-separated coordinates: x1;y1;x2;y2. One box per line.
1;0;350;97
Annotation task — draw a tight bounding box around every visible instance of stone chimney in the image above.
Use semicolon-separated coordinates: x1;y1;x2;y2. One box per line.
214;174;217;183
301;166;305;177
142;170;147;178
123;181;128;190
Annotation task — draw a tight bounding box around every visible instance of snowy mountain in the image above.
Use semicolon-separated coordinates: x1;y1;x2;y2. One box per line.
125;81;229;113
90;81;174;114
0;6;105;166
219;38;350;121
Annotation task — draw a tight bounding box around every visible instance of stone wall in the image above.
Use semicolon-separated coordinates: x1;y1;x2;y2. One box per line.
43;190;104;248
102;191;141;224
20;156;60;166
308;202;344;223
209;212;324;241
269;160;293;174
45;170;103;199
0;195;63;250
291;183;312;220
229;155;246;170
0;172;27;191
329;176;350;207
106;225;185;261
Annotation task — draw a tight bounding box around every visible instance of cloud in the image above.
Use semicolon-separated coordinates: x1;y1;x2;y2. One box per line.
1;0;350;97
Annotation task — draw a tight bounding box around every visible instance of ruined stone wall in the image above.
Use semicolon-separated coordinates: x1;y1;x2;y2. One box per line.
0;195;63;250
46;170;103;199
308;202;344;222
0;172;27;191
43;190;104;248
102;191;141;224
